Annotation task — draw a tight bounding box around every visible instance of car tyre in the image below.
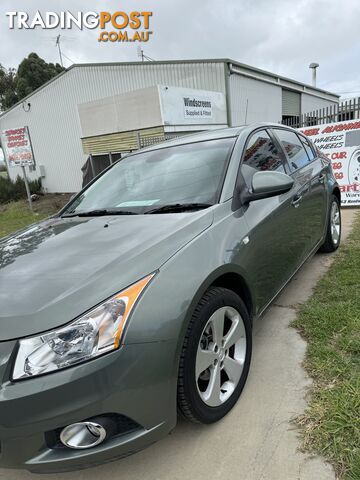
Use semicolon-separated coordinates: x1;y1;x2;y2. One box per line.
319;194;341;253
177;287;252;424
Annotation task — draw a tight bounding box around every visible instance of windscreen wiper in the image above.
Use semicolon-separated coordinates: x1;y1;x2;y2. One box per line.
62;209;138;218
145;203;212;214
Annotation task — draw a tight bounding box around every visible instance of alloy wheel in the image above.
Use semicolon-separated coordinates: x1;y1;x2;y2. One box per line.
195;306;247;407
330;200;341;245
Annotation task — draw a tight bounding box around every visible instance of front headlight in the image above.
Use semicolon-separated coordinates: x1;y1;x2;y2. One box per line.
12;274;154;380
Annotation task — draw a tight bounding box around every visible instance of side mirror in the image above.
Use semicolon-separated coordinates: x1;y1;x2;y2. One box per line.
240;171;294;204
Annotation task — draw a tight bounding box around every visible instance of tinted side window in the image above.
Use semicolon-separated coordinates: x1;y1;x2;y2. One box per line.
241;130;285;187
274;129;310;171
299;134;315;161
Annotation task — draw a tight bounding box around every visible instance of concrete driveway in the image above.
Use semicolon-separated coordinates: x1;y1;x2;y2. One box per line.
1;209;356;480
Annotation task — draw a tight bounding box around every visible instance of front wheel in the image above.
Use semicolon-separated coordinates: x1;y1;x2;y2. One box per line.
319;194;341;253
177;287;252;424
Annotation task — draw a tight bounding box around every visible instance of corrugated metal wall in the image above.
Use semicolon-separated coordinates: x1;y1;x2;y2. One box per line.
301;93;338;116
229;74;282;126
0;62;226;193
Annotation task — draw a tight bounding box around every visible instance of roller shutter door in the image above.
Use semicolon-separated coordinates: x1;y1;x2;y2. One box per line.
282;89;301;116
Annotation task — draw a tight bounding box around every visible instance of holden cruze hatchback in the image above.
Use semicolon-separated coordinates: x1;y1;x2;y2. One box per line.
0;124;341;473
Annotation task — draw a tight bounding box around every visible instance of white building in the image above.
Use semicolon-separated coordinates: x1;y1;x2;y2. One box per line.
0;59;339;193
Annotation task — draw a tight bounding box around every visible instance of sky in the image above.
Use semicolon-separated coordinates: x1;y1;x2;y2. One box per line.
0;0;360;99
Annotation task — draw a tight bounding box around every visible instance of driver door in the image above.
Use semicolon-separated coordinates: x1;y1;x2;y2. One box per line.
235;129;300;312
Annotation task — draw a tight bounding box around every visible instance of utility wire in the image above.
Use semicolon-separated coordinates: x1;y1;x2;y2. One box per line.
143;54;155;61
61;52;75;64
54;35;76;66
137;47;155;62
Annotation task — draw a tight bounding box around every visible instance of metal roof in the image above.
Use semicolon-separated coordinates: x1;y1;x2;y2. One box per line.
70;58;339;98
0;58;339;119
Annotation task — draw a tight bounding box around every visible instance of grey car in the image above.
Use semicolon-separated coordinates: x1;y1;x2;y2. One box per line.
0;124;341;473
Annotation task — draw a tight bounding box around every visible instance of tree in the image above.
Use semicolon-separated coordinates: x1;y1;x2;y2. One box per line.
0;65;18;111
16;53;64;99
0;53;65;112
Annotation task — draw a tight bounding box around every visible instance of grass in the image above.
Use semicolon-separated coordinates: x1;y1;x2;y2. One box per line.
293;212;360;480
0;201;48;238
0;195;72;238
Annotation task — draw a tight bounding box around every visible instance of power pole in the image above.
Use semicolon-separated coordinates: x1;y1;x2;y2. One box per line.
56;35;63;67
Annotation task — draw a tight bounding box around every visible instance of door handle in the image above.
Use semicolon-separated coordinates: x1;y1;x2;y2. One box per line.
291;194;303;208
318;173;326;184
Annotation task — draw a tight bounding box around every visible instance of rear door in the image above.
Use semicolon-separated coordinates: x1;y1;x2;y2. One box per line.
272;128;327;253
237;129;300;310
298;133;328;244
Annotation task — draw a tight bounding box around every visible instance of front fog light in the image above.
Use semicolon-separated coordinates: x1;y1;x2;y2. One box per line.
12;274;154;380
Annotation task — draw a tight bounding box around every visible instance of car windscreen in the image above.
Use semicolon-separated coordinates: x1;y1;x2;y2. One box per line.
64;138;235;215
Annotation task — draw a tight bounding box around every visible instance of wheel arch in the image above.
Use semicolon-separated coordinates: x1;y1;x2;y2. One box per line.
211;272;253;320
332;186;341;204
182;266;255;339
176;267;254;422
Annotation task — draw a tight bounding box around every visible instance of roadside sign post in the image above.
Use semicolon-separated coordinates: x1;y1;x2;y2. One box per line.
0;126;36;212
21;165;33;212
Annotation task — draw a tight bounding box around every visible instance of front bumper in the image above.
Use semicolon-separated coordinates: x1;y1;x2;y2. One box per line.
0;339;177;473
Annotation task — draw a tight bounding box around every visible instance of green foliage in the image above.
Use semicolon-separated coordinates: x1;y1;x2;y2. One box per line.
0;195;72;238
0;53;64;111
0;175;41;204
0;66;18;111
0;201;47;238
293;213;360;479
16;53;64;99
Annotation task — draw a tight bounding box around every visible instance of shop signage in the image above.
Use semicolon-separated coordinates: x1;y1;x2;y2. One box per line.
160;86;227;126
300;120;360;206
0;126;35;167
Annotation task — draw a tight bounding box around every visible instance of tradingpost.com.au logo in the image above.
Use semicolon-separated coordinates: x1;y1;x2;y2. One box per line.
6;11;153;43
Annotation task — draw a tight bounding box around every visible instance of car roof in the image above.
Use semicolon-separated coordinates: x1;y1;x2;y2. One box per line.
133;123;296;154
138;127;244;153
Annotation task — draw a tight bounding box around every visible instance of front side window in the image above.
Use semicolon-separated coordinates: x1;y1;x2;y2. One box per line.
65;138;235;215
274;129;310;171
241;130;286;188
